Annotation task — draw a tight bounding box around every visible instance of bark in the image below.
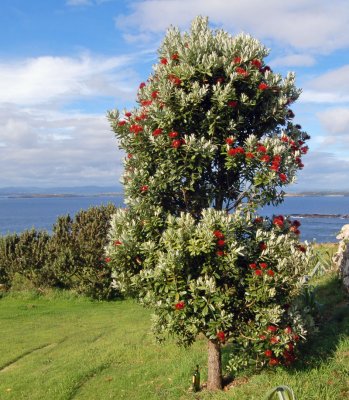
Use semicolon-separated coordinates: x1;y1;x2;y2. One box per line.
207;339;222;390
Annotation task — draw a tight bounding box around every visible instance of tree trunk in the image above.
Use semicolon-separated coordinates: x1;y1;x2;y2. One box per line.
207;339;222;390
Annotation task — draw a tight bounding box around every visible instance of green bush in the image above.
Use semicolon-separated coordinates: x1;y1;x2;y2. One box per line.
0;203;119;299
48;203;119;299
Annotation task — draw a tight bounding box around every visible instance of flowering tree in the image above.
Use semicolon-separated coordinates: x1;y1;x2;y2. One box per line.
106;17;312;390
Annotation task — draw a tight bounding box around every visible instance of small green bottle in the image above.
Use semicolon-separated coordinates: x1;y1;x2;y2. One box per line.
192;365;200;392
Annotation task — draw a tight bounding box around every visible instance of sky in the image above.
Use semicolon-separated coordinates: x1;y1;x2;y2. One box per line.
1;0;349;192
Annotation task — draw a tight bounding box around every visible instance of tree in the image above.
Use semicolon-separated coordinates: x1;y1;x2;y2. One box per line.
106;17;312;390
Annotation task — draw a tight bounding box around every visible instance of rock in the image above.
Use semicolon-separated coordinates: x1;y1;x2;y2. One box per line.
333;224;349;293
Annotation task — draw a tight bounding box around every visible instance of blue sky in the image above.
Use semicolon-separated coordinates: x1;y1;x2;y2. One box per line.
1;0;349;191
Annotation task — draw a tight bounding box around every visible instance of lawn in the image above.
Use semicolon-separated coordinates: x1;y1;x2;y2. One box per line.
1;268;348;399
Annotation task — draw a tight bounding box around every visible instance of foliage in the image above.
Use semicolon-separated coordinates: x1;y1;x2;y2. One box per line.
106;16;313;375
0;204;118;299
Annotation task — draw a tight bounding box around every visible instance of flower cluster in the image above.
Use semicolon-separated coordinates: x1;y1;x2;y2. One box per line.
260;325;299;367
213;230;226;256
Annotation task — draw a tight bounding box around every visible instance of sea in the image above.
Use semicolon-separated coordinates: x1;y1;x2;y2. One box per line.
1;195;349;243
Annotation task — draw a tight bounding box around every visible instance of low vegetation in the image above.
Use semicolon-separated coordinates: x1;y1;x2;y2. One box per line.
0;245;348;399
0;204;118;299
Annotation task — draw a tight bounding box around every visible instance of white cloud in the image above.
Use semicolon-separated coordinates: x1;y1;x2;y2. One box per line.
270;54;316;68
294;150;349;191
0;106;124;187
66;0;92;5
0;54;137;106
115;0;349;53
302;65;349;104
318;107;349;136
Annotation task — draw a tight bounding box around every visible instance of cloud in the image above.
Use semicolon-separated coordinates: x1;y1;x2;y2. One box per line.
317;107;349;136
0;54;137;106
301;65;349;104
115;0;349;53
270;54;316;68
66;0;92;5
0;106;124;187
293;150;349;191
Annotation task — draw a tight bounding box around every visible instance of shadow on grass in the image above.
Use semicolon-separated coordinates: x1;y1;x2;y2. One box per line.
292;273;349;372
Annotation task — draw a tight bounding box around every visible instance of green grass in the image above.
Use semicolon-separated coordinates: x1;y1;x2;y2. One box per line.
1;272;348;399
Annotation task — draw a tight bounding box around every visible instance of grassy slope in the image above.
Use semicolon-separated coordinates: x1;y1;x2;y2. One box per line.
0;274;348;399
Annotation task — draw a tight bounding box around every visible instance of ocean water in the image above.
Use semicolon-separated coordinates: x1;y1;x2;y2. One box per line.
0;195;124;236
1;195;349;243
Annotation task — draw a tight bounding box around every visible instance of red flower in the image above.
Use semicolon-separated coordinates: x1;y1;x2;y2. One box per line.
141;99;152;107
160;57;168;65
127;153;133;159
233;56;241;64
105;257;111;263
169;74;181;85
301;146;309;154
281;136;289;143
228;147;245;156
175;301;185;310
269;357;279;366
172;139;182;148
273;215;284;227
259;242;267;250
125;112;132;117
151;91;159;99
139;82;146;89
255;269;263;276
259;334;267;340
279;173;287;183
152;128;163;136
118;120;126;126
284;327;292;334
130;124;143;135
258;82;269;90
171;53;179;60
286;342;294;351
257;145;267;153
290;226;300;235
236;67;248;76
249;263;257;269
216;331;226;342
267;325;277;333
292;220;301;227
260;155;270;162
270;336;279;344
168;131;179;138
213;230;224;239
266;269;274;277
114;240;122;246
260;263;268;269
293;334;300;341
135;113;148;121
228;101;238;107
254;217;263;224
264;349;273;358
297;245;306;253
140;185;148;192
217;239;225;247
251;59;262;69
246;152;255;159
225;137;234;145
216;250;225;257
283;350;295;363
